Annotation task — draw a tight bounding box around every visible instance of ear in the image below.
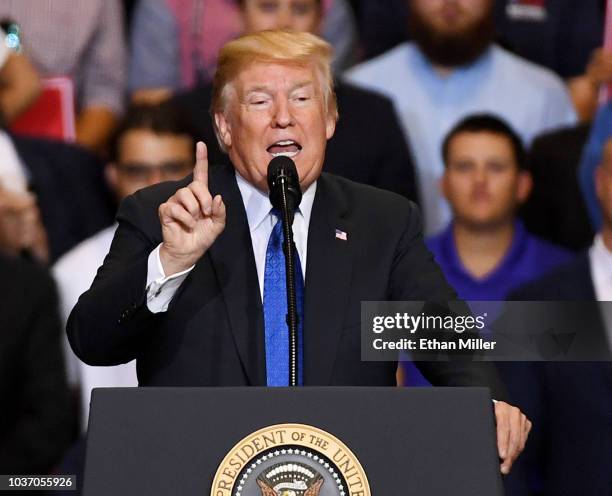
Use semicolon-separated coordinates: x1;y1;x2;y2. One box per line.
516;170;533;204
595;164;605;203
325;113;336;140
215;112;233;149
439;173;449;200
105;163;118;190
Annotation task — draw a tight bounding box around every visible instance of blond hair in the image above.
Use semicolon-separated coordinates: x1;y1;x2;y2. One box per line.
211;30;338;150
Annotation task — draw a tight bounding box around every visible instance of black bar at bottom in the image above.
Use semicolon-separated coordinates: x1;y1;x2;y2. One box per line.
0;475;76;491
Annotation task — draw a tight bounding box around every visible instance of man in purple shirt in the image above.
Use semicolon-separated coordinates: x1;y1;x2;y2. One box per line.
402;114;573;494
403;114;573;389
427;114;574;301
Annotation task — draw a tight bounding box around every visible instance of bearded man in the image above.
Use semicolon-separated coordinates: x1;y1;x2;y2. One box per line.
347;0;576;235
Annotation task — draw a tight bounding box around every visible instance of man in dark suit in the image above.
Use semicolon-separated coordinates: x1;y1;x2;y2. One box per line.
505;136;612;495
171;0;419;202
507;259;612;495
0;255;74;474
68;29;529;475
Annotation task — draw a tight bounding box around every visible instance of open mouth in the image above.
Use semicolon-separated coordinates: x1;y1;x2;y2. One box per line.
267;140;302;158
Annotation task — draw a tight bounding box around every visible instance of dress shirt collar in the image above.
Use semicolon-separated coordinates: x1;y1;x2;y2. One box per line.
235;171;317;232
440;219;528;283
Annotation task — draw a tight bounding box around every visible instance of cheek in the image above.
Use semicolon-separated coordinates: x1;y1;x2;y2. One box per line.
448;176;473;194
254;14;276;30
118;180;142;198
295;17;317;32
490;177;517;197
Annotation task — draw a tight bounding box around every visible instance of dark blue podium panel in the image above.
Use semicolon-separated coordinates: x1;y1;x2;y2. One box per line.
84;387;502;496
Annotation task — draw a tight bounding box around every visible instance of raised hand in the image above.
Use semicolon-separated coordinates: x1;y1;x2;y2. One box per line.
158;142;226;275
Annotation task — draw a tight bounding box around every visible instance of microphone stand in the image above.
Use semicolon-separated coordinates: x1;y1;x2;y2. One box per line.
276;176;300;387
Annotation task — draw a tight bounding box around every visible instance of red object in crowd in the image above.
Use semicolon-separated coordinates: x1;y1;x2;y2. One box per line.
11;76;76;142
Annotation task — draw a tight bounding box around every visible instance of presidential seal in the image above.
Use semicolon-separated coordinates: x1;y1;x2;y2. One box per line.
211;424;370;496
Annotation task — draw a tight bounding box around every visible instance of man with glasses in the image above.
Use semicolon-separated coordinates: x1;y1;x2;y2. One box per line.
53;102;195;429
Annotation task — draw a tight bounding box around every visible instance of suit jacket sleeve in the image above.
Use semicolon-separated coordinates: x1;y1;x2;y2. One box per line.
390;203;509;400
66;182;175;366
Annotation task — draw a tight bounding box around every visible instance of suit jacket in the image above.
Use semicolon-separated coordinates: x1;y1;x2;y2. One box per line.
521;124;594;252
68;164;505;396
504;254;612;496
0;256;74;473
12;135;116;261
171;80;420;202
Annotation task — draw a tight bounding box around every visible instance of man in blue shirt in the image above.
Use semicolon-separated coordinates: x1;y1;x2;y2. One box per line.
428;114;574;301
346;0;576;235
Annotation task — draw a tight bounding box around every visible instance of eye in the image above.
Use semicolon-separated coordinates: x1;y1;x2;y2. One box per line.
487;161;509;173
450;160;473;172
257;1;278;13
292;93;312;104
292;3;314;16
247;94;271;107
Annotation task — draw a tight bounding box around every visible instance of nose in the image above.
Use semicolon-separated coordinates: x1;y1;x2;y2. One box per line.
272;98;294;128
473;167;488;186
145;168;164;186
278;6;293;29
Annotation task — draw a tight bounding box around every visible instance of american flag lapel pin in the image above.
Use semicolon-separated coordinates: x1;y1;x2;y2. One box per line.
335;228;348;241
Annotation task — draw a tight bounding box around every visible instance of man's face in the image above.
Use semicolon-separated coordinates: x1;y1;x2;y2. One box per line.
241;0;321;34
595;139;612;228
441;131;531;230
409;0;494;67
108;129;194;200
215;61;335;192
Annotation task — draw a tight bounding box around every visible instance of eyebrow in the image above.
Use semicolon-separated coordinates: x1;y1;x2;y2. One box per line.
243;80;315;96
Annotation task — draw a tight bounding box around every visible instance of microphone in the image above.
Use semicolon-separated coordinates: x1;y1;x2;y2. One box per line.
267;156;302;387
267;156;302;225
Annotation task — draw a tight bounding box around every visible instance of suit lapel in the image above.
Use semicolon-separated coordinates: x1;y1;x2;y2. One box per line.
304;174;353;384
207;165;266;385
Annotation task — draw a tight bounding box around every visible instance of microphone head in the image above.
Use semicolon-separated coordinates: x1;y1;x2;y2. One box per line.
267;156;302;212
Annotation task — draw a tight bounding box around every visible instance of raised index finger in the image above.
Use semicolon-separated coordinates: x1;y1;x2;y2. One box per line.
193;141;209;186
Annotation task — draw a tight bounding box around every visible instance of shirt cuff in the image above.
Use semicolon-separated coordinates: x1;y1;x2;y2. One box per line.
146;244;194;313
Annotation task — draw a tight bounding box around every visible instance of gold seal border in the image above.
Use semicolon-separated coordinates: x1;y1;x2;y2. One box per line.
210;423;371;496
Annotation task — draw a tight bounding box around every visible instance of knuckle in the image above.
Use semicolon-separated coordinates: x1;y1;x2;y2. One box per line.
177;187;191;200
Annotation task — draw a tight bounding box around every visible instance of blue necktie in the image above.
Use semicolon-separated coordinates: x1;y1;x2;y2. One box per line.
263;210;304;386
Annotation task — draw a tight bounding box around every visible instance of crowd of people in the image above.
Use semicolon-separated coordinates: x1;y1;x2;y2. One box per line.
1;1;611;495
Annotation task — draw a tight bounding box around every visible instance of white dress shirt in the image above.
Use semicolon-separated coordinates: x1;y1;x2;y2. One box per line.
590;234;612;300
589;234;612;349
146;172;316;312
